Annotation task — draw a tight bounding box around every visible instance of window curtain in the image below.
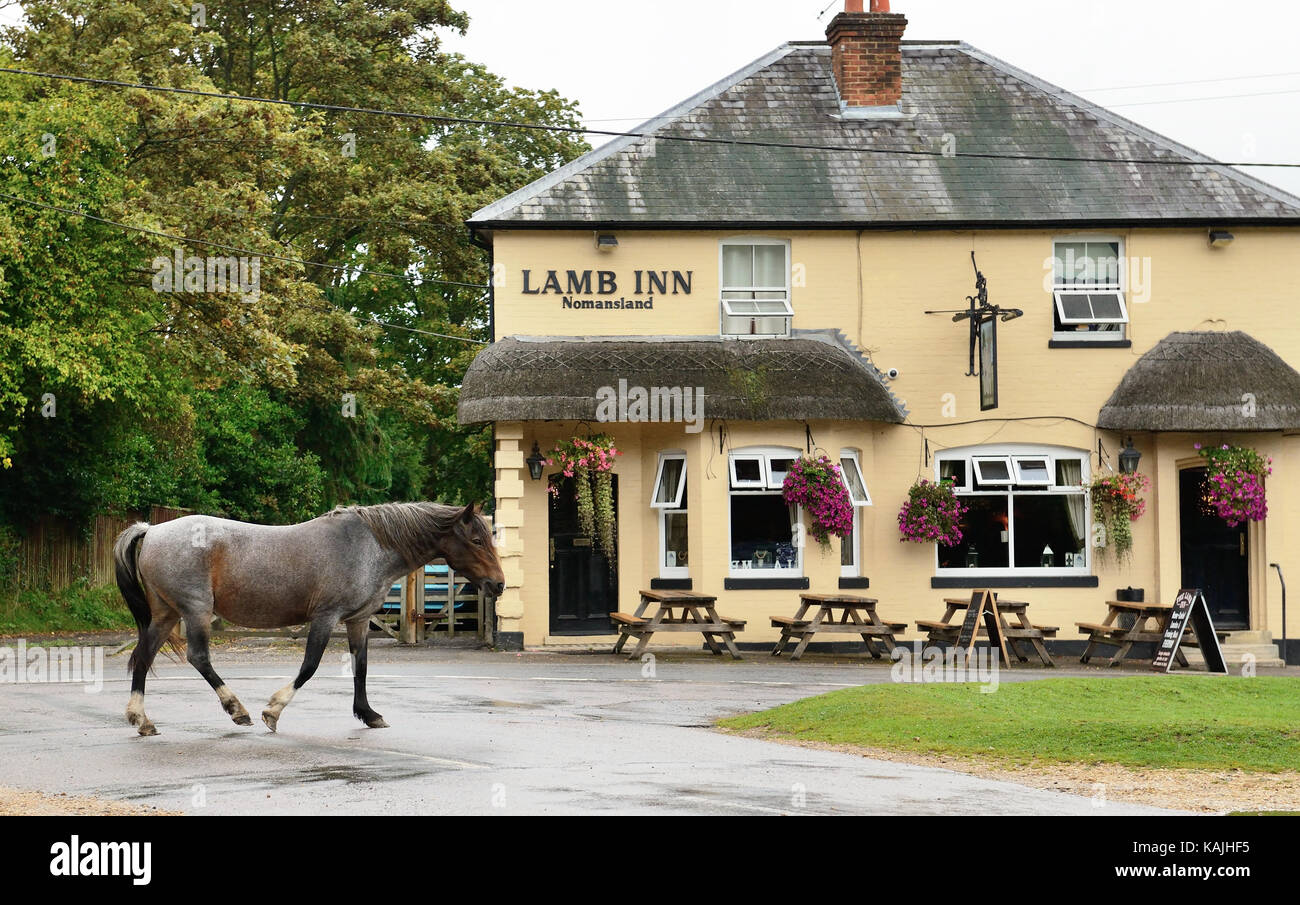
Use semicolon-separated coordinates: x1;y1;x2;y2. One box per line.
1057;459;1086;548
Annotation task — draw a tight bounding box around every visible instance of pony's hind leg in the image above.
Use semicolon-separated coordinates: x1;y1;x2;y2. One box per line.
181;612;252;727
126;610;180;737
346;618;388;729
262;616;336;733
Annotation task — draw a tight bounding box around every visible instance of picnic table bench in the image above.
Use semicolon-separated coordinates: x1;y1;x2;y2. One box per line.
770;594;906;660
1077;599;1230;668
916;595;1058;667
611;590;745;660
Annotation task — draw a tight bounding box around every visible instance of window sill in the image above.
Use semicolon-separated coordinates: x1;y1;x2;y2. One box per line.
724;577;810;590
1048;338;1131;349
650;577;692;590
838;577;871;589
931;575;1099;589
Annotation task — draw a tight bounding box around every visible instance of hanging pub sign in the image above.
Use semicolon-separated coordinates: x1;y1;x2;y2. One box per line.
978;315;998;411
1153;589;1228;674
924;252;1022;411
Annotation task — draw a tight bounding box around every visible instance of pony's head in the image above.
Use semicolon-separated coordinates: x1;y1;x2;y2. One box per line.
441;503;506;598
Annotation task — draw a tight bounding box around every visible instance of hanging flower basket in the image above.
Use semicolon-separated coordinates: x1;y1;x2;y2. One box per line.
781;455;853;546
546;434;621;559
1090;471;1149;564
1195;443;1271;527
897;478;967;546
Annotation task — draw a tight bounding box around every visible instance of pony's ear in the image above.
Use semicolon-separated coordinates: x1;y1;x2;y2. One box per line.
460;503;478;524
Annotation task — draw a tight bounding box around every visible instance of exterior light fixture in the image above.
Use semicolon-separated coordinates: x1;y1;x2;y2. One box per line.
1118;437;1141;474
1208;230;1234;248
595;233;619;252
526;441;546;481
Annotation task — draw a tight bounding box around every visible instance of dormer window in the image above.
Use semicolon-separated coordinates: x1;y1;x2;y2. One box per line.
721;240;791;337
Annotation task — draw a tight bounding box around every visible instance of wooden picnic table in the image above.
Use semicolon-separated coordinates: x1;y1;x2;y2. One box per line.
611;590;746;660
770;594;906;661
1077;600;1228;668
916;594;1058;667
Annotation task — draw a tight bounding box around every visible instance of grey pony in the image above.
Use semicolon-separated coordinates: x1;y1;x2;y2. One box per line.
113;502;506;737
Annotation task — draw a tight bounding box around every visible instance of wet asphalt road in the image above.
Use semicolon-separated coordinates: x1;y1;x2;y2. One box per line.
0;642;1182;815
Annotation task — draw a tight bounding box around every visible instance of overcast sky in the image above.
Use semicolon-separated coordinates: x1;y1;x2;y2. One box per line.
439;0;1300;197
2;1;1297;196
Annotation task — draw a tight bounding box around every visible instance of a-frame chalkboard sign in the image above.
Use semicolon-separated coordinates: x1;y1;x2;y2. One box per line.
1152;589;1228;674
955;589;1011;667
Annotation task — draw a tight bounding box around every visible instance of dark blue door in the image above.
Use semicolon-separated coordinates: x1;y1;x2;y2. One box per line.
1180;467;1249;630
548;475;619;635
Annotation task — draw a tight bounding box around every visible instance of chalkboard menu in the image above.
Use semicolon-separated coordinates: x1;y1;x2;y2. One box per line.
1153;589;1228;674
954;590;1007;665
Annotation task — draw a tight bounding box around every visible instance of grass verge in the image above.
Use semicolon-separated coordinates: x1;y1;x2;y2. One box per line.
0;583;134;636
719;676;1300;772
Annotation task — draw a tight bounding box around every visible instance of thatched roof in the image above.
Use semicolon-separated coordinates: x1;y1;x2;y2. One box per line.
457;335;908;426
1098;331;1300;431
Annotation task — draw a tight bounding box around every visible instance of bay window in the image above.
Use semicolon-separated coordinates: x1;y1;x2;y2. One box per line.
936;445;1089;574
728;447;801;575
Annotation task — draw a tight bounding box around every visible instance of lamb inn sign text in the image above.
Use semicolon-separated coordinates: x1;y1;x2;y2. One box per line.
521;269;692;311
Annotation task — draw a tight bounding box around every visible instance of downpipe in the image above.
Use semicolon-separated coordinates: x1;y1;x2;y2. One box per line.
1271;563;1287;665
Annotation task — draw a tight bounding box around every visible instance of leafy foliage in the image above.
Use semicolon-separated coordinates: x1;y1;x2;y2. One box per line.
0;2;588;556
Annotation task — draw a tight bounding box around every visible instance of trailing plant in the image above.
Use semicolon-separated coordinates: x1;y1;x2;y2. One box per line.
897;478;967;546
1090;471;1149;564
781;455;854;546
1195;443;1271;527
546;434;621;559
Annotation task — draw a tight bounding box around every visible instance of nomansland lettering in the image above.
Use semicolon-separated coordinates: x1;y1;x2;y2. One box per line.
561;296;654;310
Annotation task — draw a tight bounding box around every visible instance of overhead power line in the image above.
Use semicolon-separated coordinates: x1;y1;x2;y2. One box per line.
2;65;1298;169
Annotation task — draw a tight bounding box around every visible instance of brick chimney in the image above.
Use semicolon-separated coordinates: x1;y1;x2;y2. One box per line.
826;0;908;109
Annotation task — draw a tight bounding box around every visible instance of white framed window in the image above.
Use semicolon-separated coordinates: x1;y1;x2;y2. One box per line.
728;446;802;577
935;444;1090;576
652;452;689;578
651;454;687;509
728;454;766;489
720;239;791;337
972;456;1014;486
1011;456;1052;487
839;450;872;578
1052;238;1127;339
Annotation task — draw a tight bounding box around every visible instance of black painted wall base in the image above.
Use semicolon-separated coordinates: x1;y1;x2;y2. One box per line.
495;631;524;651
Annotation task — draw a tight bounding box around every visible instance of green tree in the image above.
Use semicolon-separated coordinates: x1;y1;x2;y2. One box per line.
0;1;587;525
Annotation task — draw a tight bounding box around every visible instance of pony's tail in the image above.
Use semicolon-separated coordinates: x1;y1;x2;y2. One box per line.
115;523;184;671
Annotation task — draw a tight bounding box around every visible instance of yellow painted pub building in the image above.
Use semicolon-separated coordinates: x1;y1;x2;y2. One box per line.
459;2;1300;661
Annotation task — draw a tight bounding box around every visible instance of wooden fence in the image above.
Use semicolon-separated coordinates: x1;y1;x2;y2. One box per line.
9;506;191;591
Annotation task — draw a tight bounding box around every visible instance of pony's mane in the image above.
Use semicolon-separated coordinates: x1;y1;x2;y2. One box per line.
332;502;470;567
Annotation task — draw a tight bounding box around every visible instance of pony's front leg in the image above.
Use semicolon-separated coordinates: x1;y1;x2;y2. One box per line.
346;617;388;729
262;617;335;733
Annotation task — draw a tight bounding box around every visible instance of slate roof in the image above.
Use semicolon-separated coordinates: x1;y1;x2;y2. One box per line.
470;42;1300;228
1098;331;1300;431
457;335;908;425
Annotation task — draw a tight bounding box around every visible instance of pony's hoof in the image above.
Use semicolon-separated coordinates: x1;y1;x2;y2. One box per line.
261;711;278;733
366;717;390;729
137;723;158;737
233;713;253;727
